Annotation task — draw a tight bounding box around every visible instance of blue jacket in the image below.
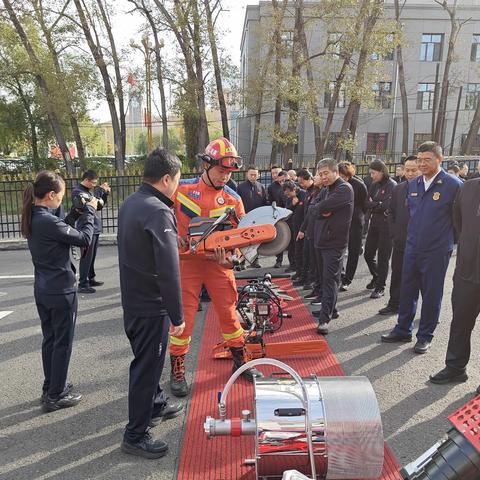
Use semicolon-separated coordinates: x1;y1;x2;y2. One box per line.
406;169;462;254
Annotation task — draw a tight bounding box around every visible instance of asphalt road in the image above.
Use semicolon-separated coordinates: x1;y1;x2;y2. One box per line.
1;246;479;479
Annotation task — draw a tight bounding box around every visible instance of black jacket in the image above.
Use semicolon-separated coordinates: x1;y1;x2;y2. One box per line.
349;176;368;226
453;179;480;284
28;205;95;294
72;183;109;234
366;177;397;226
299;185;318;240
267;181;287;207
286;189;307;232
388;181;410;251
117;183;183;324
237;180;267;212
311;178;354;250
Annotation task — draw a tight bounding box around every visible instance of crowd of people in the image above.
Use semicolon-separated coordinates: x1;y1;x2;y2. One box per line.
20;137;480;461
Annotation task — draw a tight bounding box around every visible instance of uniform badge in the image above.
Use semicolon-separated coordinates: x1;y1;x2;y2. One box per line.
433;192;440;201
217;197;225;205
410;192;418;197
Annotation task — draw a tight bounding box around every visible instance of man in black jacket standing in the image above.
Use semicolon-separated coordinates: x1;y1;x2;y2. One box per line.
117;149;185;459
72;170;110;293
379;156;419;315
430;178;480;389
237;165;267;213
311;158;354;335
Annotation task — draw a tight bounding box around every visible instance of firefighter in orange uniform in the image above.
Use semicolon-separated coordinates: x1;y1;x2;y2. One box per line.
169;138;263;397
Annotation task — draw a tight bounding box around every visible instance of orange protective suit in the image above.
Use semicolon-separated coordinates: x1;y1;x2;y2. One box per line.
169;176;246;356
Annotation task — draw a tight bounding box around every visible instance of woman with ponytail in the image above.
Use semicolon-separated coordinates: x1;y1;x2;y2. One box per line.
22;171;97;412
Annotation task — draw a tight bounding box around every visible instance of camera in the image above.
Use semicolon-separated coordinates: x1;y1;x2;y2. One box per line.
72;190;105;211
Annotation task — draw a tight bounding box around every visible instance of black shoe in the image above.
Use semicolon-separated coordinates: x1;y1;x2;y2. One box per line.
170;355;189;397
381;331;412;343
121;433;168;459
303;284;313;290
251;261;261;268
304;292;318;300
332;310;339;319
317;322;329;335
339;283;349;292
476;385;480;395
293;279;306;287
378;305;398;315
430;367;468;385
285;267;295;273
274;261;282;269
230;346;264;382
370;288;385;299
40;382;73;404
150;401;184;426
291;273;301;281
43;393;82;412
89;280;104;287
414;340;431;354
78;286;96;294
366;279;376;290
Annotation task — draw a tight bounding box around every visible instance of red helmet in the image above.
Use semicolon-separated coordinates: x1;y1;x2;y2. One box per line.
200;137;242;171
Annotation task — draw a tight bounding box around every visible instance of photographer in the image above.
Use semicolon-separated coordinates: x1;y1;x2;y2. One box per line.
21;171;97;412
72;170;110;293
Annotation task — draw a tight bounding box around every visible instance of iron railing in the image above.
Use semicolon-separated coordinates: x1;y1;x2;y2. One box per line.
1;159;476;239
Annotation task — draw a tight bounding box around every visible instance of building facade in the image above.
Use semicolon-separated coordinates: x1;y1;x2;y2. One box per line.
238;0;480;167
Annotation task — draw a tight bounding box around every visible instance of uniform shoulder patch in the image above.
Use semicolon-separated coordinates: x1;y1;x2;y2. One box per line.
223;185;241;200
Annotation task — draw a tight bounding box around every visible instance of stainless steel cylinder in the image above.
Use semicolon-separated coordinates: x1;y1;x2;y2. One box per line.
254;376;384;479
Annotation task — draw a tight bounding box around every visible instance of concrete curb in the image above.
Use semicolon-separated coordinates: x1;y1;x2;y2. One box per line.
0;233;117;251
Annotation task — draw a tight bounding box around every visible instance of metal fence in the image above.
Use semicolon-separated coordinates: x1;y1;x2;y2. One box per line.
1;158;477;239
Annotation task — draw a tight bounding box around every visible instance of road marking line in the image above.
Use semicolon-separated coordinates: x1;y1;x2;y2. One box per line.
0;311;13;320
0;275;34;279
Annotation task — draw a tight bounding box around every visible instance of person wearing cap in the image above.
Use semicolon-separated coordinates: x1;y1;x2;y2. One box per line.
364;160;397;299
381;141;463;354
169;137;263;397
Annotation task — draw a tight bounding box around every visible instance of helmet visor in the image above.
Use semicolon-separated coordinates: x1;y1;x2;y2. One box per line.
218;156;242;170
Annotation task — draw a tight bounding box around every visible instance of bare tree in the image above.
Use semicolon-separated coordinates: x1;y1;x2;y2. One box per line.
204;0;229;139
433;0;469;146
72;0;125;173
394;0;409;155
462;98;480;154
3;0;74;175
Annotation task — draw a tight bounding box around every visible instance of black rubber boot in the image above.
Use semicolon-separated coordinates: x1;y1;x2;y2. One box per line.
230;347;263;382
169;354;189;397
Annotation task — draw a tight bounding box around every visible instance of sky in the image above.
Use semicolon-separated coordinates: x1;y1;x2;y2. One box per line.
91;0;252;122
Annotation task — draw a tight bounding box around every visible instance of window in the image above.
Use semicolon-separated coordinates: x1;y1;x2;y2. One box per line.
324;81;346;108
327;32;342;57
325;132;340;153
280;31;294;55
371;34;394;61
471;35;480;62
417;83;435;110
461;134;480;154
366;133;388;154
465;83;480;110
372;82;392;109
420;34;443;61
413;133;432;152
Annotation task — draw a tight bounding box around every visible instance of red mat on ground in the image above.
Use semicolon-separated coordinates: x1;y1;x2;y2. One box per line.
177;279;402;480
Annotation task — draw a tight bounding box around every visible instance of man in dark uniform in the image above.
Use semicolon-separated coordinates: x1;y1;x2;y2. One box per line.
311;158;354;335
430;177;480;389
117;148;186;459
379;156;419;315
72;170;110;293
381;142;462;354
267;166;288;268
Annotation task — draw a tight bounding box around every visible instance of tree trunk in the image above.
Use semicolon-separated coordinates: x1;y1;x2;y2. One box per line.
249;0;288;164
462;98;480;154
394;0;409;155
73;0;124;173
204;0;229;139
96;0;126;170
434;0;461;145
3;0;73;175
192;0;210;151
282;1;302;162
